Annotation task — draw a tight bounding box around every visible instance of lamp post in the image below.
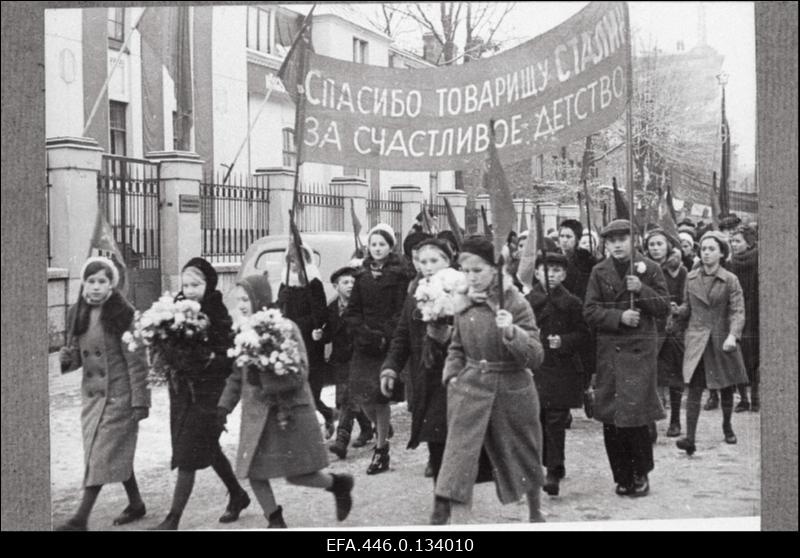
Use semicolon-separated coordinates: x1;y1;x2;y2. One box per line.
716;71;731;216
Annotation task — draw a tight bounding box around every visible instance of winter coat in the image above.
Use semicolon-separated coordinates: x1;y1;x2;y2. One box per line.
677;265;748;388
583;255;670;427
277;278;327;369
218;321;329;479
320;297;353;402
344;254;411;405
526;283;590;409
168;290;234;470
562;247;598;302
653;251;688;388
727;247;759;379
435;283;545;505
64;292;150;487
381;279;448;448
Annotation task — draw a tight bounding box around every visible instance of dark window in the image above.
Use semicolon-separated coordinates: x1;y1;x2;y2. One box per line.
247;7;272;54
282;127;296;168
353;38;368;63
109;101;127;156
172;111;179;151
108;8;125;48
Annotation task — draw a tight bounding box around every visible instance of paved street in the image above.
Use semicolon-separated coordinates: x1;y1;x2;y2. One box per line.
48;353;760;530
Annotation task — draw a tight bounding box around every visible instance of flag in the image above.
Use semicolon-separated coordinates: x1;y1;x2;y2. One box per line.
89;210;127;297
657;189;680;246
480;205;490;237
287;210;309;287
719;92;731;216
612;176;630;220
139;6;193;152
484;119;516;260
516;204;540;291
578;191;587;232
710;172;720;227
349;199;364;256
419;201;437;234
665;173;679;224
442;197;464;251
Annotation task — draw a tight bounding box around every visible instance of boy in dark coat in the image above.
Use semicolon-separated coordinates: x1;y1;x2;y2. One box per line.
315;267;373;458
526;252;590;497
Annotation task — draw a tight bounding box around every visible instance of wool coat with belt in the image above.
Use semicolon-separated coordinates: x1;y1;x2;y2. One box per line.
218;321;329;479
583;255;670;427
343;254;411;404
64;293;150;487
435;283;545;505
526;283;590;409
677;265;748;388
381;277;448;449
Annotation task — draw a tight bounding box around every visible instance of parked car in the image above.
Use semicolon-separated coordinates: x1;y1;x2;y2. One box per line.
237;231;367;303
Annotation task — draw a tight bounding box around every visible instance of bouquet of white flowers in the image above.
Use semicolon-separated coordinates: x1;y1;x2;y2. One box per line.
123;293;211;387
228;308;304;428
414;267;468;322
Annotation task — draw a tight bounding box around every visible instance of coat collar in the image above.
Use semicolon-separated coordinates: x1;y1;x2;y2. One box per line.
595;254;646;301
687;265;728;306
527;283;572;317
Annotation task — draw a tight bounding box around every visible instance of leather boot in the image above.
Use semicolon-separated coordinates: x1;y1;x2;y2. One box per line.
149;512;181;530
430;496;451;525
55;517;88;531
327;474;354;521
112;502;146;526
219;489;250;523
366;444;390;475
329;427;351;459
267;505;287;528
704;390;719;411
542;470;560;496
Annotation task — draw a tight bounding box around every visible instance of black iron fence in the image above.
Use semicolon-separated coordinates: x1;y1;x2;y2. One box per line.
46;175;53;267
295;181;345;232
367;189;402;233
200;171;270;263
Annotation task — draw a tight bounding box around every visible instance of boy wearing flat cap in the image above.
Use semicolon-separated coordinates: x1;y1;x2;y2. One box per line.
583;220;670;497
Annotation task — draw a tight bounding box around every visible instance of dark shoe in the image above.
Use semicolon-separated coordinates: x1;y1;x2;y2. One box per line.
219;489;250;523
530;513;547;523
327;474;354;521
723;427;737;445
351;428;373;448
329;439;348;460
366;444;390;475
615;483;635;496
55;518;87;531
676;437;696;456
630;475;650;497
267;505;287;528
430;496;451;525
704;395;719;411
735;400;750;413
565;412;573;429
666;423;681;437
112;502;146;526
542;472;560;496
324;420;336;440
149;512;180;530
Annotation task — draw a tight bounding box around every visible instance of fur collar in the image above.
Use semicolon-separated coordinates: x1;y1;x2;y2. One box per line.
453;272;518;315
72;290;135;338
729;246;758;271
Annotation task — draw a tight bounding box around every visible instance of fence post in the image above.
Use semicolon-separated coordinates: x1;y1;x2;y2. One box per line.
146;151;204;294
437;190;468;231
331;176;368;237
46;136;104;302
390;184;424;238
255;167;294;235
513;198;533;232
476;193;492;231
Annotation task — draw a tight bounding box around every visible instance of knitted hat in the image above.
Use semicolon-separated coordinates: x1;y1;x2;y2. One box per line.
182;256;218;293
330;266;358;285
678;224;697;239
534;251;568;269
403;230;432;257
368;223;396;248
436;230;459;253
700;230;730;260
600;219;636;239
80;256;120;289
733;224;757;247
414;237;453;262
460;235;495;265
679;231;696;247
559;219;583;240
644;227;680;251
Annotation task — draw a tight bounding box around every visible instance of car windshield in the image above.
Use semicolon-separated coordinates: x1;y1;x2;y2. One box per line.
254;248;322;271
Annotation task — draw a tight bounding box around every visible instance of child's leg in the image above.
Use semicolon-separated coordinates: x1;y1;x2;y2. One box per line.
374;403;391;449
151;468;195;530
249;478;279;516
286;471;354;522
59;485;101;529
527;487;546;522
122;473;144;507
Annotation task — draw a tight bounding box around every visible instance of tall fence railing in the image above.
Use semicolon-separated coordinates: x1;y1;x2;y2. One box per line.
295;181;345;232
428;201;451;232
367;189;403;233
465;205;481;234
200;171;270;263
46;175;53;267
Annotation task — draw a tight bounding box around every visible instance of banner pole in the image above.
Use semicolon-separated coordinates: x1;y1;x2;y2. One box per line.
624;2;635;309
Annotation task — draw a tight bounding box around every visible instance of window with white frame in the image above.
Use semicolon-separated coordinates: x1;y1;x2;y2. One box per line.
108;8;125;49
353;38;368;64
247;7;273;54
109;101;127;156
282;127;296;168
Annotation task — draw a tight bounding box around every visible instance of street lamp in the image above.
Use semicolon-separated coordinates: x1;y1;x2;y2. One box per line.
716;71;729;87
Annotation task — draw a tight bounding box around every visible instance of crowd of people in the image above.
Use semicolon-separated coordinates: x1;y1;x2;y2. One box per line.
55;208;760;530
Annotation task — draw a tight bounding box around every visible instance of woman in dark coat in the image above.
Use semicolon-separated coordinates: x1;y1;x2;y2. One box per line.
433;236;546;524
151;257;249;530
56;257;150;531
728;225;759;412
344;223;412;474
674;232;748;456
217;275;354;528
379;238;453;486
644;228;689;437
584;220;670;497
277;243;334;437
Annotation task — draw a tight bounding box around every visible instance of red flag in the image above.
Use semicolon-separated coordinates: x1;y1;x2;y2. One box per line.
419;201;437;234
710;172;721;227
349;198;364;256
719;90;731;216
612;176;630;220
286;210;309;287
657;189;680;246
485;119;516;260
89;210;127;297
442;197;464;251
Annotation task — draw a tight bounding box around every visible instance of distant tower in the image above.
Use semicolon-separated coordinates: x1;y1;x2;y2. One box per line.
697;2;708;47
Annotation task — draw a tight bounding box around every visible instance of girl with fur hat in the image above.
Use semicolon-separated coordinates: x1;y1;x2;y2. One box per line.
343;223;412;475
644;228;689;438
432;236;546;524
276;242;335;438
151;257;250;530
56;257;151;531
673;232;749;456
217;275;354;528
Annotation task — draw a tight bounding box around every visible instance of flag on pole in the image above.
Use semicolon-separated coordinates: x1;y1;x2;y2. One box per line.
484;119;516;259
89;210;128;297
442;197;464;251
480;205;490;237
710;172;721;227
612;176;630;220
657;189;681;245
719;91;731;216
286;210;309;287
349;199;364;257
419;201;437;234
516;204;540;291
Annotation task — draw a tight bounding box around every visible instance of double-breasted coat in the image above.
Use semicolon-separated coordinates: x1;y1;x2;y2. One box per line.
677;265;748;388
218;321;329;479
435;284;545;505
64;293;150;487
583;255;670;427
526;283;590;409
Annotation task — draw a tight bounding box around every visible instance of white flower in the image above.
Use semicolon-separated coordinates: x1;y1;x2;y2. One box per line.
636;261;647;274
122;331;133;344
127;342;138;352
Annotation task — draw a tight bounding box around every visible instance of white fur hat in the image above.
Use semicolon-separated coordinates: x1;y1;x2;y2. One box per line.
80;256;120;288
368;223;396;247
